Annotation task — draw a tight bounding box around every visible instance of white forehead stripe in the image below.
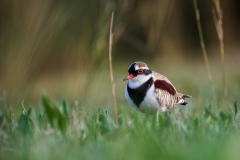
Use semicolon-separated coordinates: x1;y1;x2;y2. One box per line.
134;66;149;70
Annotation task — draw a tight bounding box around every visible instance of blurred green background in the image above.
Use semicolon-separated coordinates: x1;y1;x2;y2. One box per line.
0;0;239;110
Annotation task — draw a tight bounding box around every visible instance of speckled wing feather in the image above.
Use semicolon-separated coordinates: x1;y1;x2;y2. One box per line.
152;71;179;109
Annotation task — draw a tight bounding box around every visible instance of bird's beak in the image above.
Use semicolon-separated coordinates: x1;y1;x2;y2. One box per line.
123;74;134;81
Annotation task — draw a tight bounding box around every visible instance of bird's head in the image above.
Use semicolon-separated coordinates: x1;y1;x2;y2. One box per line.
123;61;152;84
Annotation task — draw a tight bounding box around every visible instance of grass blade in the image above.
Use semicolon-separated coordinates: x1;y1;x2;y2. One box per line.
0;92;12;132
41;94;67;134
234;101;238;120
61;97;68;118
193;0;217;106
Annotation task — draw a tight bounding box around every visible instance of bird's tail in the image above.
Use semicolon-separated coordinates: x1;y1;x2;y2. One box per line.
177;93;192;105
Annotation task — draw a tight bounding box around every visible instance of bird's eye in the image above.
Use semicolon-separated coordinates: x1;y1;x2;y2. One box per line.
137;69;144;74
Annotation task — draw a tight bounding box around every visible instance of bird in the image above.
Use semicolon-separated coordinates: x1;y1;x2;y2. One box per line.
123;61;191;113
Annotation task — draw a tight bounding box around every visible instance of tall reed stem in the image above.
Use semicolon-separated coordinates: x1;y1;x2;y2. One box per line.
109;12;118;126
193;0;217;106
212;0;227;100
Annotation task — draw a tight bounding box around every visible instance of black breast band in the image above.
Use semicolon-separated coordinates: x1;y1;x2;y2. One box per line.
127;77;153;107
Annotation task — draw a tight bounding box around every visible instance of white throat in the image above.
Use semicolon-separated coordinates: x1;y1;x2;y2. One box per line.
128;73;152;89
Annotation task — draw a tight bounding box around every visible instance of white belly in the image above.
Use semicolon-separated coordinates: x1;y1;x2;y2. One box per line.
125;84;161;112
139;84;160;112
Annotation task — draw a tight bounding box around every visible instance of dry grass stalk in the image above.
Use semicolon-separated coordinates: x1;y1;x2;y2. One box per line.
109;12;118;126
193;0;217;106
212;0;227;99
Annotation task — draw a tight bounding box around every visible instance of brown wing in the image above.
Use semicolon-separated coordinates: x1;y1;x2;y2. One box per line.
152;72;174;86
152;71;179;109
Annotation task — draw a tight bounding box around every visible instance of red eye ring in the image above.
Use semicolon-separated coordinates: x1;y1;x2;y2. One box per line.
137;69;144;74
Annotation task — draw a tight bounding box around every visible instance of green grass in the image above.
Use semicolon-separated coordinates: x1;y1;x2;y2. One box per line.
0;93;239;160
